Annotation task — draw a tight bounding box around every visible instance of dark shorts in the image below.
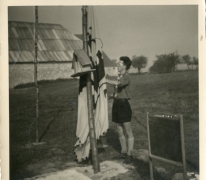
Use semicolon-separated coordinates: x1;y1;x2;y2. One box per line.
112;99;132;123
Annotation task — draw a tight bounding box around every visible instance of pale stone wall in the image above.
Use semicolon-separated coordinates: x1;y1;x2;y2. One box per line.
9;63;118;88
9;63;74;88
105;67;118;76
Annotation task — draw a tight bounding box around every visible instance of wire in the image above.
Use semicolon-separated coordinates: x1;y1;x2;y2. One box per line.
28;117;37;144
14;39;20;64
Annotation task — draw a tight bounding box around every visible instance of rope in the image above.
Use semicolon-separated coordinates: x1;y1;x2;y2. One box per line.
28;117;37;144
93;7;103;48
10;38;21;71
70;100;77;156
14;39;20;64
93;38;103;48
93;8;100;46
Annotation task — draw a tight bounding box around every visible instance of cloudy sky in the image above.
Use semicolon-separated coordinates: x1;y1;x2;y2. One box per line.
8;5;198;70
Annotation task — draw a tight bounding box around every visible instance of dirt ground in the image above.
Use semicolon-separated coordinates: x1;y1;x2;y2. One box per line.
9;72;199;179
23;148;199;180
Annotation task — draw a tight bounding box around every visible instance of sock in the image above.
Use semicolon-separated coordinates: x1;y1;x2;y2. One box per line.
119;137;127;153
127;137;134;155
99;136;108;148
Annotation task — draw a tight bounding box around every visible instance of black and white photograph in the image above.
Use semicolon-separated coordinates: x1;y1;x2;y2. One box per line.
1;1;205;180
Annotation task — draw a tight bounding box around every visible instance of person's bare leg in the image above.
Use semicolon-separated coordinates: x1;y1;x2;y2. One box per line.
123;122;134;164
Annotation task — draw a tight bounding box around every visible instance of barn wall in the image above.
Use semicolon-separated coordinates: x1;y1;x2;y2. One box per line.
105;67;118;76
9;63;74;88
9;63;117;88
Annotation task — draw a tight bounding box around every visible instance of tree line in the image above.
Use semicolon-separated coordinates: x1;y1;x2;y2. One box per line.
131;53;198;74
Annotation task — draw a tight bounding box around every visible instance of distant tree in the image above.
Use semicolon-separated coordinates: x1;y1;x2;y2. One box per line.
132;55;148;75
168;53;180;72
149;53;179;74
193;56;198;70
182;55;191;70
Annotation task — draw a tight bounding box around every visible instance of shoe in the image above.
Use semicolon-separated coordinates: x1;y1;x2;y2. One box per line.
113;153;127;159
123;155;133;164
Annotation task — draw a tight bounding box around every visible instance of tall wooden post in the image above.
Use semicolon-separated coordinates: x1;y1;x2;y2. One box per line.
147;112;154;180
82;6;100;173
180;115;187;180
34;6;39;143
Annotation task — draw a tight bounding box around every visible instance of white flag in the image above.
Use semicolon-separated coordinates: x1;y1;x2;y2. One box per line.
74;6;109;162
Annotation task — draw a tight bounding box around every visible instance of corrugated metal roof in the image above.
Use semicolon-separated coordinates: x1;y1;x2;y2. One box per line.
9;21;82;63
9;21;113;66
9;50;75;63
102;51;116;67
9;21;65;30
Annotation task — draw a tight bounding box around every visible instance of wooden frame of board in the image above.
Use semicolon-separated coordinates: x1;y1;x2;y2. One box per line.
146;112;187;180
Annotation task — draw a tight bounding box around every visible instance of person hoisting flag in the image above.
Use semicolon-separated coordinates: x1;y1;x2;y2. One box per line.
73;6;109;164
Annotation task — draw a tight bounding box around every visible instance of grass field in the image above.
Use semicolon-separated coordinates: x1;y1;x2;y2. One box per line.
9;71;199;179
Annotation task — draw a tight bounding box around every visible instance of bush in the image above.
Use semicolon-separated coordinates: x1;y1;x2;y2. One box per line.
149;53;179;74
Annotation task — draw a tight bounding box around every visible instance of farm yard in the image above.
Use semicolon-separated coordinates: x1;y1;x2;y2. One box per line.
9;71;199;180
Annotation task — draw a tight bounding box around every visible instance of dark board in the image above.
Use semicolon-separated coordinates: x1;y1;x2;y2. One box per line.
148;114;182;162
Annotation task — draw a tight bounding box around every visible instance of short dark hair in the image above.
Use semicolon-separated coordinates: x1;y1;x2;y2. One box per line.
120;56;132;70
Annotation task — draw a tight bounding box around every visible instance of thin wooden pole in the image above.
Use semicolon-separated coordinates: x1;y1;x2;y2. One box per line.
150;154;182;167
180;115;187;180
147;112;154;180
82;6;89;53
82;6;100;173
34;6;39;143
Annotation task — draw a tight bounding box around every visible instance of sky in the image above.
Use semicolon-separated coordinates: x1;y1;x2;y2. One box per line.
8;5;198;70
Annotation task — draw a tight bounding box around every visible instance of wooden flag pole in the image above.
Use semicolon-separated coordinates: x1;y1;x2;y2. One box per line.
34;6;39;143
82;6;100;173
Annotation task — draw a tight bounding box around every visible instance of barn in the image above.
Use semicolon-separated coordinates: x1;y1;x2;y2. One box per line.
9;21;116;88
